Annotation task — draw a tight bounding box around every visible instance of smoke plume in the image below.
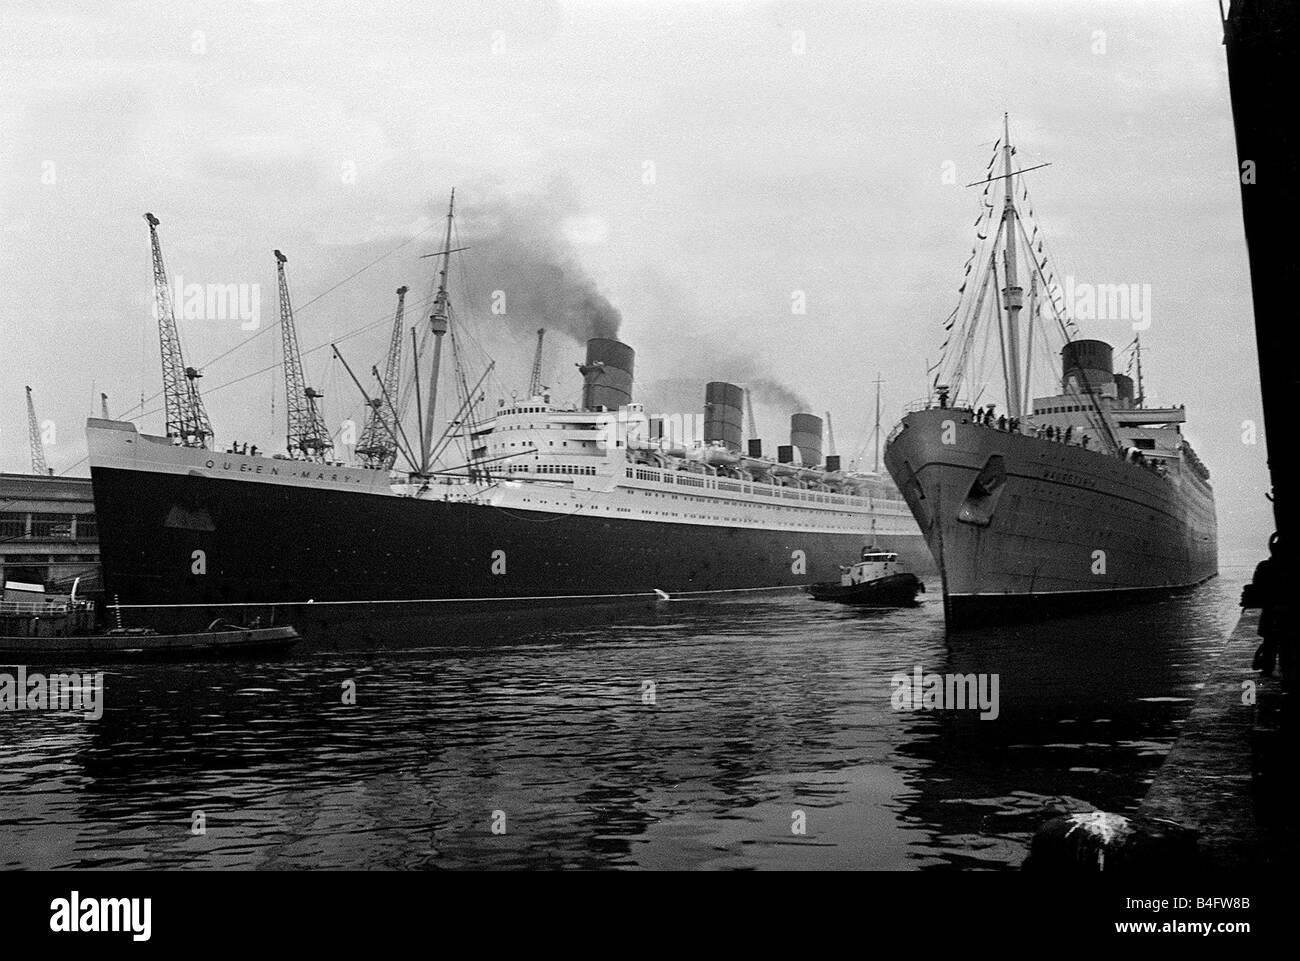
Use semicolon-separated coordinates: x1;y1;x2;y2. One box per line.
456;181;622;341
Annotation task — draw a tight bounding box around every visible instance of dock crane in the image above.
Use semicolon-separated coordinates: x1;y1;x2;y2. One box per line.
528;328;547;398
356;286;408;470
25;386;49;475
145;213;212;448
274;250;333;460
745;389;759;441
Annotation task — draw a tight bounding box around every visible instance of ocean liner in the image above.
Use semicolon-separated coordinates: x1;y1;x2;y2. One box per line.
884;118;1217;627
86;203;923;642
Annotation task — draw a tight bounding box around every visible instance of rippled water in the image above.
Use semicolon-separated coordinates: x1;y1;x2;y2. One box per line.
1;565;1250;870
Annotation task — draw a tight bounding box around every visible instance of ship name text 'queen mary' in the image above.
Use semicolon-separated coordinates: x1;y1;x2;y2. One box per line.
884;117;1217;627
86;199;923;642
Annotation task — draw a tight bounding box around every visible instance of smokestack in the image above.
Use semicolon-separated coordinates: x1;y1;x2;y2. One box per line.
704;381;745;451
790;413;824;467
747;438;763;458
1113;373;1135;408
777;444;794;464
825;455;841;473
1061;339;1114;394
578;338;635;411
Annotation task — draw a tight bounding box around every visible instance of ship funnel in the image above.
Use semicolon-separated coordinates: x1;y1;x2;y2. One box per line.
790;412;823;467
1113;373;1135;408
704;382;745;452
579;338;635;411
1061;339;1114;394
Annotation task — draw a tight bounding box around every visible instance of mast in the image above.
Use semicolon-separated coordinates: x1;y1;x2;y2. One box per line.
1023;270;1037;416
1134;333;1146;408
873;373;884;474
420;189;455;473
1000;114;1024;419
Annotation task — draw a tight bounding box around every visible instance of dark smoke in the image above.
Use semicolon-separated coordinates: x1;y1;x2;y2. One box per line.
743;377;810;412
457;181;622;342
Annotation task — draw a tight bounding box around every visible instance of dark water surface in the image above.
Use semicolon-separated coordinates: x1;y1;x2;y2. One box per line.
1;565;1251;870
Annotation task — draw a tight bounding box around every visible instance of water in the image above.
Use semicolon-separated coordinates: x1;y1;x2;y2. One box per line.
0;566;1251;870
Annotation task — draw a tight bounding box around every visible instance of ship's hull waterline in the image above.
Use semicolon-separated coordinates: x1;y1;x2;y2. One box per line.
89;425;928;645
884;407;1218;628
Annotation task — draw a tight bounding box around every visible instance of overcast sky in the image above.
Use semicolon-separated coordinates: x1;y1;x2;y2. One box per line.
0;0;1270;558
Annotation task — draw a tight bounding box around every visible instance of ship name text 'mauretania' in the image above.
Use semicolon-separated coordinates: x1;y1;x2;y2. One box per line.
884;117;1217;627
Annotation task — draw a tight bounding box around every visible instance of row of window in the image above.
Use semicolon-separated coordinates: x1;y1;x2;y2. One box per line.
0;512;97;541
1036;403;1099;415
625;467;904;510
504;464;597;476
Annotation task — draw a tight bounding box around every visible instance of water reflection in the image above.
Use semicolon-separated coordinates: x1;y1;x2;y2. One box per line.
0;568;1245;869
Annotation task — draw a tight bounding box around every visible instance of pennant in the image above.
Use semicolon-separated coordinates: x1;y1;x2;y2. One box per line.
958;282;967;294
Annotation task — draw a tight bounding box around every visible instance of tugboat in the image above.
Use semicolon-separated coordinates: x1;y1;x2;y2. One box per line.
807;548;924;606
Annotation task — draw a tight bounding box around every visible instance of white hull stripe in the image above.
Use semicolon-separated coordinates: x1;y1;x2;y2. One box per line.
108;583;810;609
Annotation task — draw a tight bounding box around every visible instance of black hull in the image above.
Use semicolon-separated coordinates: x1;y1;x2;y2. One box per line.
943;575;1218;630
90;465;928;646
806;573;923;606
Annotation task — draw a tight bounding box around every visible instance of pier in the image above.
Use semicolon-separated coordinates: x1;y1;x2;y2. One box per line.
1137;608;1291;868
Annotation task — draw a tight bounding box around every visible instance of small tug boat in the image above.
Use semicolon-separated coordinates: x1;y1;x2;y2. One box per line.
807;548;924;606
1;594;301;660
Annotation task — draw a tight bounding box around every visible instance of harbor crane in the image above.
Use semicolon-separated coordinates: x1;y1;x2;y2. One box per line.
274;250;333;460
25;386;49;475
356;286;408;470
145;213;212;448
745;389;759;441
528;328;547;398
